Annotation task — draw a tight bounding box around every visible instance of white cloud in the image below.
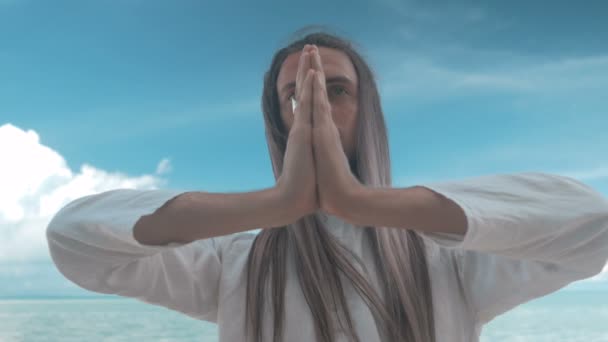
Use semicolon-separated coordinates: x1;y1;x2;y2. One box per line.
557;166;608;182
44;97;261;146
1;122;605;288
378;54;608;101
141;97;261;130
155;158;173;175
449;139;608;178
0;123;171;263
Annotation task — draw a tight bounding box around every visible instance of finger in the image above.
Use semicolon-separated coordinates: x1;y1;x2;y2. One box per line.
310;47;325;77
295;52;311;102
312;70;331;127
295;51;308;102
296;46;314;102
303;44;315;54
294;69;314;126
310;52;327;101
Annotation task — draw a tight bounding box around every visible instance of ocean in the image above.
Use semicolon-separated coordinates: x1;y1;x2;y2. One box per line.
0;290;606;341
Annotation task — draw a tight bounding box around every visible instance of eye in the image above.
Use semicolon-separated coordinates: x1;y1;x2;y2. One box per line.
286;86;347;103
330;85;348;96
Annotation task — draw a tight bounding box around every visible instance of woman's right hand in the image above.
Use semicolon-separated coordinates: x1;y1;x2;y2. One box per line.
276;45;319;219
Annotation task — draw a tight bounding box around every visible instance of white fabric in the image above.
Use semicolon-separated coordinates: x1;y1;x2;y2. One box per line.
46;172;608;341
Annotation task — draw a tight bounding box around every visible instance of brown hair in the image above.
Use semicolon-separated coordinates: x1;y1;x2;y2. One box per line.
245;25;436;342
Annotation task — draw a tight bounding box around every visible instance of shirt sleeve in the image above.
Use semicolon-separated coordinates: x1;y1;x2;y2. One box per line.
416;172;608;324
46;188;233;323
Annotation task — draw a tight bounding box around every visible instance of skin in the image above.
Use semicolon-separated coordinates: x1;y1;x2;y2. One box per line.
276;46;359;163
274;45;469;235
274;44;363;216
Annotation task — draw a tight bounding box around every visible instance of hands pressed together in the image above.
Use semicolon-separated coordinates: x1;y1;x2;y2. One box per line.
277;44;363;219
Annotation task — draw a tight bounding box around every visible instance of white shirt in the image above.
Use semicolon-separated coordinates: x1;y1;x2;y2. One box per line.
46;172;608;341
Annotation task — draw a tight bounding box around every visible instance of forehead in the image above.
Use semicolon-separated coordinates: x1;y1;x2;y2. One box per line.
276;46;358;93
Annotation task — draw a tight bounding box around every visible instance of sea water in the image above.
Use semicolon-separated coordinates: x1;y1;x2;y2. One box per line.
0;290;606;342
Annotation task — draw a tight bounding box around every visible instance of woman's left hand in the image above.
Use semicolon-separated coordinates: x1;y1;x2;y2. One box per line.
309;46;362;216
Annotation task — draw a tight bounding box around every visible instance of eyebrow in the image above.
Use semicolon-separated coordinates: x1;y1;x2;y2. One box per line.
280;75;355;96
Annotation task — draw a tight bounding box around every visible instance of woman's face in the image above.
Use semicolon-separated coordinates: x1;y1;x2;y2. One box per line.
276;46;359;162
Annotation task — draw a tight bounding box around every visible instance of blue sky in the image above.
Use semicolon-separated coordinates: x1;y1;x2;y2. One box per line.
1;0;607;297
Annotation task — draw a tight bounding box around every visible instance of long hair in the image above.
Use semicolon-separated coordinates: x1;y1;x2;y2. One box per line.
245;26;436;342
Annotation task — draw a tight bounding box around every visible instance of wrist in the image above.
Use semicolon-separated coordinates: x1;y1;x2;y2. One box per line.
335;182;368;223
272;185;308;226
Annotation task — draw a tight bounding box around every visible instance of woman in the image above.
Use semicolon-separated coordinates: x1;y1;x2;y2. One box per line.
46;29;608;342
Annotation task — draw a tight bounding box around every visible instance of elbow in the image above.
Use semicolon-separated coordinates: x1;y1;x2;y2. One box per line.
46;220;80;283
46;227;80;289
539;172;608;215
600;196;608;216
45;216;106;293
46;227;108;294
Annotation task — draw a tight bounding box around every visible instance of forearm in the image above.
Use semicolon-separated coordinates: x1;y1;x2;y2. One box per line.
134;186;295;245
341;185;468;235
